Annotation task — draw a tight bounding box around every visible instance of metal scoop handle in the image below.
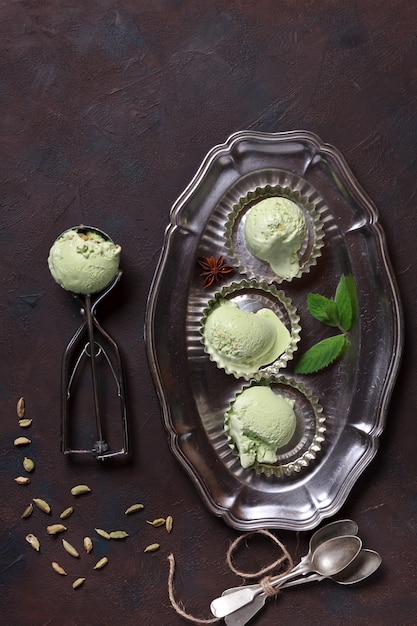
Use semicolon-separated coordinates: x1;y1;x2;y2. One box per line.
61;271;128;459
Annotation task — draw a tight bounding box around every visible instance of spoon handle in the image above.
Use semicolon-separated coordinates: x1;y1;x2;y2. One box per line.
210;562;310;618
224;574;326;626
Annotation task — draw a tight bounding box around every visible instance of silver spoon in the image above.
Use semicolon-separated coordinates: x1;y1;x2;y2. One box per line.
221;518;359;599
224;548;381;626
210;535;362;618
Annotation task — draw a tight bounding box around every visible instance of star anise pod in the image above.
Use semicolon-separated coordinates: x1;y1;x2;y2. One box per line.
197;255;234;288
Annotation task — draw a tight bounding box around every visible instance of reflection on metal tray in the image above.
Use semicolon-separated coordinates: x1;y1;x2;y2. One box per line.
145;130;403;531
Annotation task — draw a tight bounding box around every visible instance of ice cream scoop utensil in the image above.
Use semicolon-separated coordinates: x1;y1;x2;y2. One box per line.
60;226;128;460
210;535;362;618
220;518;359;598
224;548;381;626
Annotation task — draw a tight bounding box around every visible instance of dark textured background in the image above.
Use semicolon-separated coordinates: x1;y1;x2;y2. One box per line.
0;1;415;625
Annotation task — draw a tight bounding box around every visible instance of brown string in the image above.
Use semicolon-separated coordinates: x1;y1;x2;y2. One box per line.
167;529;294;623
226;529;294;580
167;553;220;624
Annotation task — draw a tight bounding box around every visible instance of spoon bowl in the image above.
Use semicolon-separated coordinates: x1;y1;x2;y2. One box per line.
333;548;381;584
308;519;358;557
311;535;361;576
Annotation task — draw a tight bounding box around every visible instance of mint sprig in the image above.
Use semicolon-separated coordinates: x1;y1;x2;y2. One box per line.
295;335;346;374
335;274;353;331
295;274;357;374
307;293;339;327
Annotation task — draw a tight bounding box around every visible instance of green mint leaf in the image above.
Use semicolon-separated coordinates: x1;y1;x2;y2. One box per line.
345;274;358;326
295;334;346;374
307;293;340;327
335;275;353;331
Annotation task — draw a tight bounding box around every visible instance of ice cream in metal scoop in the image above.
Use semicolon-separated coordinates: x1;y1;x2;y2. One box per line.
48;226;121;295
49;225;128;460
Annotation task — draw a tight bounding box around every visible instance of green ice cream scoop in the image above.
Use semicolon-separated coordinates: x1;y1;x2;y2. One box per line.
244;197;307;279
203;299;291;377
48;227;121;295
226;385;297;468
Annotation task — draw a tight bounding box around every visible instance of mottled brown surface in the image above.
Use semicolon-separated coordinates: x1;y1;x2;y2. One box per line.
0;1;415;625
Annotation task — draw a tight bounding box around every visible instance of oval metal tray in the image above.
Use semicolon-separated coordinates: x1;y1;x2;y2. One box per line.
145;130;403;531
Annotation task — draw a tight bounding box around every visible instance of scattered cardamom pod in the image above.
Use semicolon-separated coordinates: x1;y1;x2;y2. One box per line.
60;507;74;520
23;457;35;472
26;533;40;551
14;476;30;485
93;557;108;570
83;537;93;553
52;561;67;576
33;498;51;514
144;543;160;553
95;528;111;540
62;539;79;558
16;397;25;418
124;503;144;515
146;518;165;527
165;515;173;533
47;524;67;535
109;530;128;540
70;484;91;496
14;436;31;446
18;419;32;428
21;503;33;519
72;577;85;589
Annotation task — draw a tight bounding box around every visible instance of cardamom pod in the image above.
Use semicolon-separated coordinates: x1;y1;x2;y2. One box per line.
16;397;25;418
83;536;93;553
60;507;74;520
109;530;128;540
62;538;79;558
70;484;91;496
21;503;33;519
47;524;67;535
93;557;108;570
95;528;111;540
165;515;173;533
26;533;40;551
124;503;144;515
72;577;85;589
33;498;51;514
18;419;32;428
23;457;35;472
14;476;30;485
52;561;67;576
14;436;31;446
146;518;165;527
144;543;160;553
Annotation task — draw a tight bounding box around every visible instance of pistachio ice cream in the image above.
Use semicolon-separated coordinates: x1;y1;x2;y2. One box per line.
48;228;121;295
226;385;297;468
203;299;291;377
244;197;307;279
